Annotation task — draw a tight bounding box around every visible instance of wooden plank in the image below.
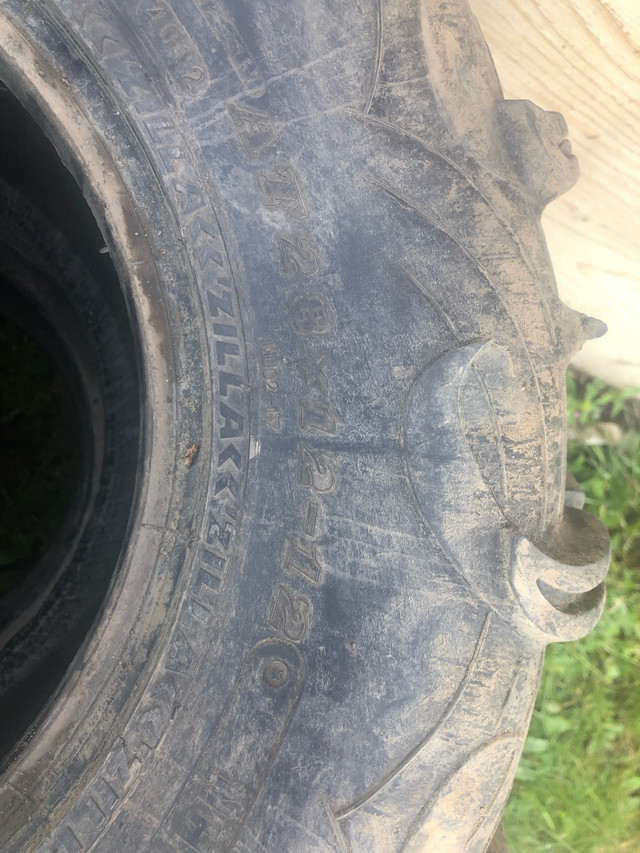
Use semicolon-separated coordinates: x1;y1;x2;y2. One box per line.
470;0;640;387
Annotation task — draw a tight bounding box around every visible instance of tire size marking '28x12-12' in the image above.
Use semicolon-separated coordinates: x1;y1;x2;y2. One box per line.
159;47;342;853
226;99;340;651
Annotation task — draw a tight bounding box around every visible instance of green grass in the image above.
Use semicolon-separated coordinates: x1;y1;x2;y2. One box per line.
503;372;640;852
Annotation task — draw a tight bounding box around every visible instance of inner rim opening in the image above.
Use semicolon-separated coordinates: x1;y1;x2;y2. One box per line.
0;309;83;589
0;81;141;763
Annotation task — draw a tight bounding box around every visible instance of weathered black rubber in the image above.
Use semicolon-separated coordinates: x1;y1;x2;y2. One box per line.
0;2;608;851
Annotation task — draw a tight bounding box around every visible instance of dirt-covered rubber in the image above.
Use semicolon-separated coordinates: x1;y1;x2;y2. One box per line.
0;2;609;852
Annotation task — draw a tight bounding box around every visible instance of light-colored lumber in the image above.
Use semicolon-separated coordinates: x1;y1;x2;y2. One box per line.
471;0;640;388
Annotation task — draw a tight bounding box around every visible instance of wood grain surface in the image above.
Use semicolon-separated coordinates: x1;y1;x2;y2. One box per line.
471;0;640;388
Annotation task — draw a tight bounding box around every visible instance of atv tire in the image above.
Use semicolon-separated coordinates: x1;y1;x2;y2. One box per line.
0;2;608;851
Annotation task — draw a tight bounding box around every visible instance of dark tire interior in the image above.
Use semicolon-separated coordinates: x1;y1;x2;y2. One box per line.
0;82;141;766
